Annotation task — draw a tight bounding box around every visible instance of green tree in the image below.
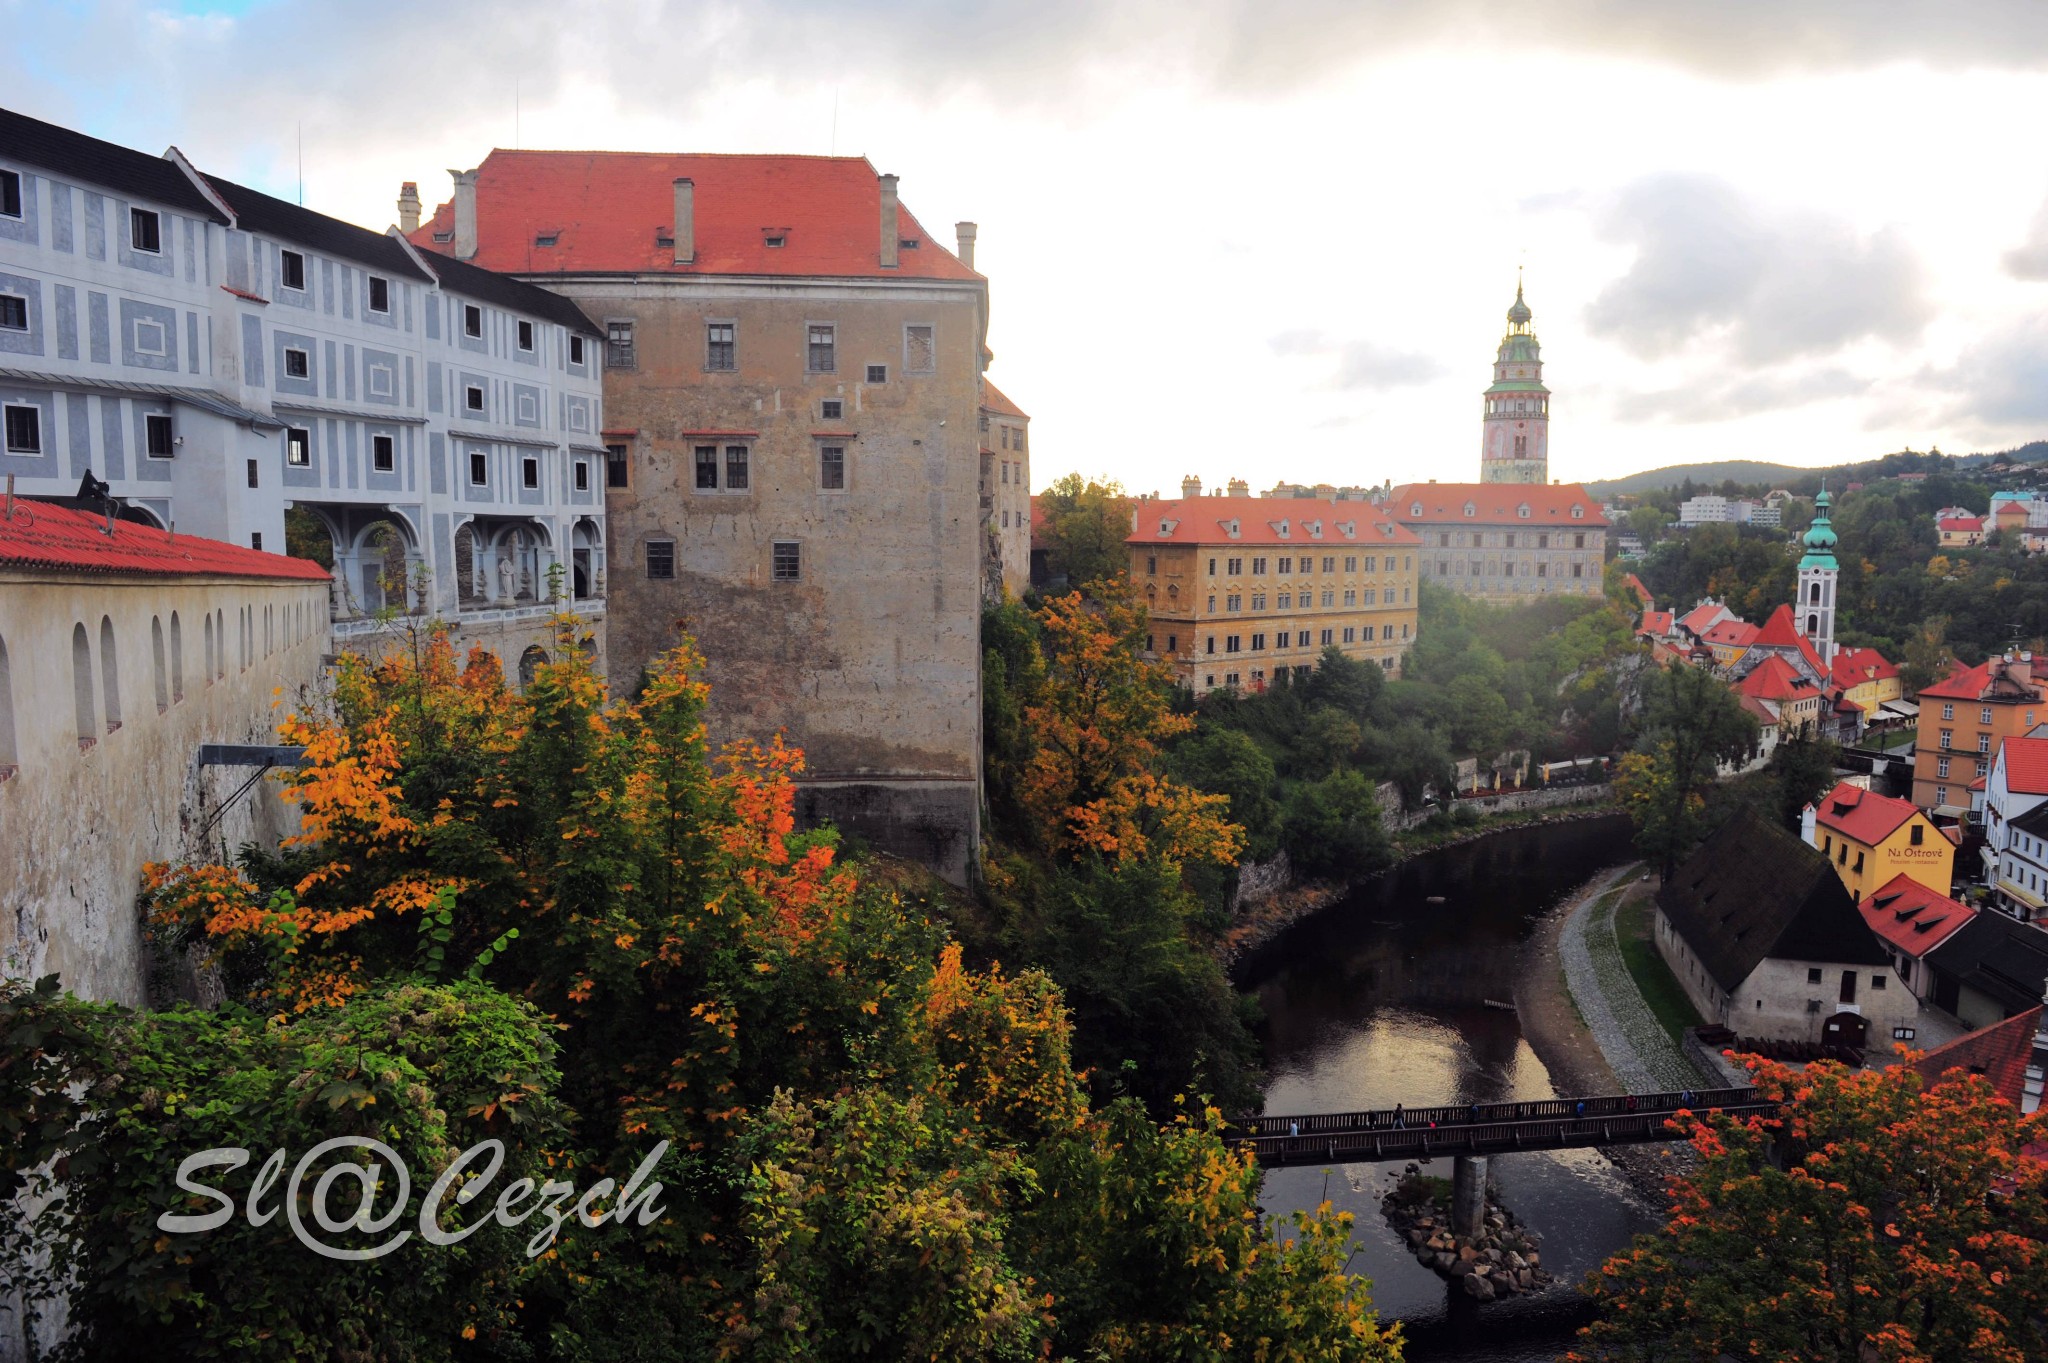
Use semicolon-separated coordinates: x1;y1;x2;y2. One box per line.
1766;733;1840;828
1167;727;1282;862
1623;664;1758;878
1037;472;1133;590
1283;768;1393;882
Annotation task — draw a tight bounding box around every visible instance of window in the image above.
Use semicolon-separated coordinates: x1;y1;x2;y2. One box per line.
1251;557;1267;574
246;458;258;488
1982;707;1995;725
606;443;629;488
280;249;306;291
1226;594;1242;611
0;169;19;218
821;399;843;420
772;541;801;581
1225;636;1241;653
820;445;845;490
1322;556;1335;572
71;622;95;746
1938;757;1951;779
145;414;173;459
866;364;888;384
98;616;121;733
373;434;395;473
1321;590;1335;607
0;294;26;331
1980;733;1992;753
1871;974;1886;991
3;404;39;453
1345;556;1357;572
574;460;590;492
1207;558;1218;576
1807;968;1822;984
516;319;534;351
707;322;736;371
1910;823;1925;846
646;540;675;579
606;321;635;369
1297;630;1310;646
1277;556;1292;573
569;335;586;365
286;427;310;466
251;532;262;551
368;275;390;313
129;206;161;254
1320;628;1333;645
284;347;310;379
1227;557;1243;575
905;324;935;373
521;456;539;489
808;325;836;372
1937;785;1948;805
1206;637;1216;655
465;385;485;413
468;450;488;486
457;304;482;338
695;445;719;490
725;445;749;490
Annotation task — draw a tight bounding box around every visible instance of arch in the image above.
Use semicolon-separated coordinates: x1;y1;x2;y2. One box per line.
455;523;484;604
1809;582;1821;603
170;611;184;700
72;623;96;746
151;616;169;713
0;635;16;775
355;516;418;612
215;609;225;678
204;613;215;684
1807;613;1820;636
518;645;550;690
118;504;164;529
99;616;121;732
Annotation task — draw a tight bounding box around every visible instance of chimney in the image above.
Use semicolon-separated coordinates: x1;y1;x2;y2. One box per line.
1181;475;1203;499
397;181;421;233
1227;477;1249;497
449;168;479;260
879;173;900;269
955;221;978;270
672;178;695;265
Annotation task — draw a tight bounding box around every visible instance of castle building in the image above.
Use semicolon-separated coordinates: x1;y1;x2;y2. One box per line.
1127;490;1419;694
0;108;610;682
1385;482;1607;600
1480;281;1548;485
407;154;989;883
981;380;1030;599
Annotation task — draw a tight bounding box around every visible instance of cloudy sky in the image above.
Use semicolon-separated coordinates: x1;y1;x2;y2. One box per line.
15;1;2048;493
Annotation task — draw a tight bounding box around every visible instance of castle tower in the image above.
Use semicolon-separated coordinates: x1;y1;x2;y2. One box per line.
1797;485;1840;667
1480;279;1550;485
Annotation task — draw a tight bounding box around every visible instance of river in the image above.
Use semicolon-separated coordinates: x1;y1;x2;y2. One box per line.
1238;814;1655;1362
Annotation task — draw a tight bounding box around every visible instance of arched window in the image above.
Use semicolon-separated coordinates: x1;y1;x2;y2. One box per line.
1463;502;1475;517
518;645;550;690
1808;614;1820;636
0;635;17;777
72;623;96;747
152;617;169;713
1517;503;1530;519
216;609;225;677
1570;505;1584;519
170;611;183;701
1809;582;1821;603
99;616;121;733
204;613;215;684
1410;502;1421;516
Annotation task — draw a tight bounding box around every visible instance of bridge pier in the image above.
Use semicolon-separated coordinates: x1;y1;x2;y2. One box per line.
1451;1155;1489;1239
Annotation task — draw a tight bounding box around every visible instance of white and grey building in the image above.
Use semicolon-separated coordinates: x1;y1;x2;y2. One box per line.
0;107;608;677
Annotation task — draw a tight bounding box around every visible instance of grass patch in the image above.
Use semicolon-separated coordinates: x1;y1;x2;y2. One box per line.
1612;892;1704;1045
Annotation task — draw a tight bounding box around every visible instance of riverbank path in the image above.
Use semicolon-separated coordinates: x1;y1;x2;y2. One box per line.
1559;869;1717;1091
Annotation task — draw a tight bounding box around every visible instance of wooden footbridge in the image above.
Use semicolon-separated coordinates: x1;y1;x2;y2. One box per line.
1232;1086;1773;1170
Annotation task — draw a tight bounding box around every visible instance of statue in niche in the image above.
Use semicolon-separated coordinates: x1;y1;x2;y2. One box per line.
496;552;517;604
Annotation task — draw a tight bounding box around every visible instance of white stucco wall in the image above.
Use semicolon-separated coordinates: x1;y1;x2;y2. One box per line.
0;569;329;1002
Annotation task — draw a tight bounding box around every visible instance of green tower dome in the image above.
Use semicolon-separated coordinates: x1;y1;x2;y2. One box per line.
1799;486;1838;569
1507;282;1532;327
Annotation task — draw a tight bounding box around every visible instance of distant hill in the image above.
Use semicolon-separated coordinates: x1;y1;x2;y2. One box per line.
1585;441;2048;501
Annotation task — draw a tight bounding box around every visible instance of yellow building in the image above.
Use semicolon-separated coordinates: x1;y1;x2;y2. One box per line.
1128;491;1421;694
1831;646;1902;718
1807;781;1953;902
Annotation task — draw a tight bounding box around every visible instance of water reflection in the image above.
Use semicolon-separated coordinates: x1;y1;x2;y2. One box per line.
1242;817;1657;1363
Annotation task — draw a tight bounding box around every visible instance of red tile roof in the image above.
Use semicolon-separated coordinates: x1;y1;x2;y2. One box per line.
981;380;1027;420
1703;619;1760;647
1919;656;2043;703
1998;736;2048;796
1636;609;1673;638
408;150;978;282
1939;516;1985;532
1831;645;1898;690
1738;694;1781;727
1126;496;1419;549
1859;873;1978;958
1737;654;1819;703
1384;483;1608;528
1751;604;1826;676
1911;1004;2043;1105
1678;600;1733;636
1813;780;1923;847
1623;572;1653;608
0;503;328;580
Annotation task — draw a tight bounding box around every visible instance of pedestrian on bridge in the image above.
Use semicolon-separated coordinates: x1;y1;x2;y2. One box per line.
1392;1104;1405;1129
1289;1120;1299;1137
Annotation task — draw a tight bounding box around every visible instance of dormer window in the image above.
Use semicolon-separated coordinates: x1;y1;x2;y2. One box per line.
1571;505;1585;519
1464;502;1476;517
1339;521;1357;539
536;232;559;247
1410;502;1422;516
1274;519;1291;538
1306;520;1323;539
764;233;787;248
1518;503;1530;518
1225;519;1241;538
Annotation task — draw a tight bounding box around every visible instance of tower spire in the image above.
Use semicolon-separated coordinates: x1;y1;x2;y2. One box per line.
1796;479;1840;666
1481;275;1548;483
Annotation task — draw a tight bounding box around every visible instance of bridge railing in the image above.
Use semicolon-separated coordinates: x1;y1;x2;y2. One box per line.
1233;1086;1761;1139
1235;1100;1779;1166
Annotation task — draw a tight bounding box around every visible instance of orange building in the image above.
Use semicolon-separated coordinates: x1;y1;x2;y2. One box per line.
1128;494;1420;694
1913;654;2048;813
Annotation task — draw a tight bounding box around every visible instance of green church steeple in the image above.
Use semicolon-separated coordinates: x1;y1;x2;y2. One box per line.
1799;485;1839;571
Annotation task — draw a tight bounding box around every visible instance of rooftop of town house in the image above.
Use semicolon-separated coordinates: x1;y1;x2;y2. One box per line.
1918;654;2044;703
1911;1005;2044;1106
1831;645;1898;690
1858;873;1977;959
1939;516;1986;532
1750;604;1826;677
1812;780;1927;847
1636;609;1673;637
1677;599;1734;636
1998;737;2048;797
1737;654;1819;704
1703;619;1760;647
1384;483;1607;527
1126;497;1420;549
981;380;1028;420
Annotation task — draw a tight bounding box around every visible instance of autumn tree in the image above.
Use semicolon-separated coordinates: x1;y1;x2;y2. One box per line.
1573;1057;2048;1363
1036;472;1133;590
1620;663;1757;879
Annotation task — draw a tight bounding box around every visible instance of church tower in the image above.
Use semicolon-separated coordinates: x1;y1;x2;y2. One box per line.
1797;485;1840;667
1480;279;1550;485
